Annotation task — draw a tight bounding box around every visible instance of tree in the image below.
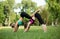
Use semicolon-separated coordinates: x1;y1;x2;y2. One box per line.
0;2;5;26
0;0;20;26
46;0;60;26
20;0;37;14
0;0;15;26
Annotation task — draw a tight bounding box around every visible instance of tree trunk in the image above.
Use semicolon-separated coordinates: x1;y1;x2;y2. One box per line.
46;15;49;25
52;21;54;26
8;16;10;26
5;18;8;26
55;18;58;26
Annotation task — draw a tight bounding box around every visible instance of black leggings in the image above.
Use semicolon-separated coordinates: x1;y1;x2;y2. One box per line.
20;12;32;19
35;13;45;24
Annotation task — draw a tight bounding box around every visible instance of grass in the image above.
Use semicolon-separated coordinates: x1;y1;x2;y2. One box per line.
0;26;60;39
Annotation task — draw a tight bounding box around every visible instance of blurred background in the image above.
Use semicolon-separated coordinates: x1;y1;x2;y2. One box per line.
0;0;60;26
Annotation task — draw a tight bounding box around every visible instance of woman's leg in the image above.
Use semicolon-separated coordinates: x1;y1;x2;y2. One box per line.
20;12;32;31
35;13;44;24
24;22;31;32
14;22;19;32
24;22;27;30
20;12;32;19
24;19;34;32
35;13;47;32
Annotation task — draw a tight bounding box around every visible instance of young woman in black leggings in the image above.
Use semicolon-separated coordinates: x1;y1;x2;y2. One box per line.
24;10;47;32
12;11;32;32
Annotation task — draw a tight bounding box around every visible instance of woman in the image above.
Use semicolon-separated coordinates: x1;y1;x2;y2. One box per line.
12;11;32;32
24;9;47;32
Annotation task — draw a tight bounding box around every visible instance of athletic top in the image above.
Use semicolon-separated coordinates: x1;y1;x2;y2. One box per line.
17;20;23;26
29;19;35;24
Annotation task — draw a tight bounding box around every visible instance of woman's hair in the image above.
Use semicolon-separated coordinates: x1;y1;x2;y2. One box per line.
10;23;15;28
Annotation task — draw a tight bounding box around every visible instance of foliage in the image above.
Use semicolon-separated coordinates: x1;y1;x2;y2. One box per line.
20;0;37;14
46;0;60;25
0;2;5;23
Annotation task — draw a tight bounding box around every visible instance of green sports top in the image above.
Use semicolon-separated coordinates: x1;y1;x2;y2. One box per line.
18;20;23;26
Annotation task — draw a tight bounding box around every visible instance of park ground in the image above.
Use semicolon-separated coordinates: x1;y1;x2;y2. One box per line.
0;26;60;39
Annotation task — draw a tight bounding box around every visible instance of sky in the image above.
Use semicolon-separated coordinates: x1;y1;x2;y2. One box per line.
0;0;5;2
14;0;46;13
15;0;46;6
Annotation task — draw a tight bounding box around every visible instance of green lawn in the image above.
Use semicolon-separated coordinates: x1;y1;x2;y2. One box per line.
0;26;60;39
